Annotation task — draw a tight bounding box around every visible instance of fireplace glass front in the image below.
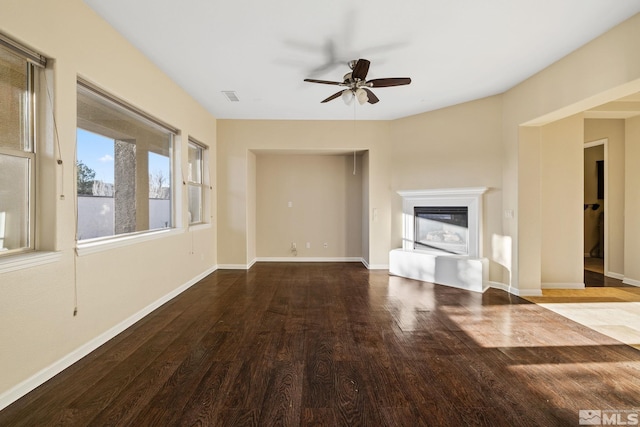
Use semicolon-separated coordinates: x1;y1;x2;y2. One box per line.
414;206;469;254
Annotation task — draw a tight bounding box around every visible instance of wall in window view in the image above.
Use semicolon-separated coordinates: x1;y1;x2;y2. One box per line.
76;197;171;240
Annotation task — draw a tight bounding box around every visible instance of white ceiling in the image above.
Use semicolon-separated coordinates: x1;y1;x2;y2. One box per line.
84;0;640;121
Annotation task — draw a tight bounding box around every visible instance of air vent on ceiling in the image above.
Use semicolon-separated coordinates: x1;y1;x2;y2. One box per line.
222;91;240;102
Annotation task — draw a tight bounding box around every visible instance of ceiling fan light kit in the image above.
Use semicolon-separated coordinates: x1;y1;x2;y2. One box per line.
304;58;411;105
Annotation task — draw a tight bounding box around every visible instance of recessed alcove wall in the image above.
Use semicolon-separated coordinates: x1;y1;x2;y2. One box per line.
254;152;365;260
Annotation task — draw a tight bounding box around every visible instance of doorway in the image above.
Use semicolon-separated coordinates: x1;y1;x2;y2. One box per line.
584;139;608;286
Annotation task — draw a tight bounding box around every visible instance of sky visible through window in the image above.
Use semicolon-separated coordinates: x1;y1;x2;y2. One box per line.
76;128;170;185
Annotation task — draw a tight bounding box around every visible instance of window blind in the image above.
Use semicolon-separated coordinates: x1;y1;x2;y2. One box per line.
0;32;46;68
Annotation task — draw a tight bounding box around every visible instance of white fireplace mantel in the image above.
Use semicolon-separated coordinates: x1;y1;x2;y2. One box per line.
398;187;487;258
391;187;489;293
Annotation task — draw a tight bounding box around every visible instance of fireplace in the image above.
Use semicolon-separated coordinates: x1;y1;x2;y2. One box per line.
398;187;486;258
390;187;488;293
414;206;469;255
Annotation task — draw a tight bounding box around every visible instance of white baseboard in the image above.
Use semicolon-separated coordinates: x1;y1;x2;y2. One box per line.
542;282;585;290
255;257;364;263
623;277;640;287
485;281;543;296
218;258;384;270
486;281;508;292
512;288;544;297
217;264;252;270
606;271;624;280
367;263;389;270
0;265;218;412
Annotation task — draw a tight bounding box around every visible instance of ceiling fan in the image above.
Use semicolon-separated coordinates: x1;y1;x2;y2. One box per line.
304;58;411;105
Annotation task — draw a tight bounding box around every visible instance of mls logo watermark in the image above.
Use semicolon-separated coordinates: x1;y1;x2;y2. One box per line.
580;409;639;425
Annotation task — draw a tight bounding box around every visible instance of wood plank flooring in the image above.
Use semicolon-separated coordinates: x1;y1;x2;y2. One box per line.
1;262;640;426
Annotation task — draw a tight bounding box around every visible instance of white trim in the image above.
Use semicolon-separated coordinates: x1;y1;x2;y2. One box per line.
397;187;489;198
366;264;390;270
542;282;585;290
485;281;545;297
217;264;252;270
486;281;509;292
76;228;184;256
509;288;544;297
606;271;624;280
622;277;640;287
188;223;212;232
0;264;218;411
0;251;62;274
255;257;364;263
359;258;388;270
219;258;366;270
584;138;608;149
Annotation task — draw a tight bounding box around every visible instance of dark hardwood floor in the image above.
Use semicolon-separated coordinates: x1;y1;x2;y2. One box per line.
584;257;627;287
2;262;639;426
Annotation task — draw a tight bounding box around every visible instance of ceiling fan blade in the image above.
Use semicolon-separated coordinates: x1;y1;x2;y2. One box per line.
351;59;370;81
304;79;342;85
321;90;344;103
363;88;379;104
367;77;412;87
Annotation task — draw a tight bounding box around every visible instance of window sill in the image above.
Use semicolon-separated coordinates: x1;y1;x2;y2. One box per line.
76;228;184;256
0;251;63;274
188;223;212;232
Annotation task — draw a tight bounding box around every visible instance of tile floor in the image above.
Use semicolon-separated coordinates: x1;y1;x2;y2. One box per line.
525;287;640;351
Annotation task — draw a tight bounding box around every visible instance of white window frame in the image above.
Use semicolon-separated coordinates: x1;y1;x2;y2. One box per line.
75;78;180;253
0;34;40;257
187;138;209;226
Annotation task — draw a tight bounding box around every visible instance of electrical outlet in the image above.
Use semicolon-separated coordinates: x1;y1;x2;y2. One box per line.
306;242;310;249
323;242;328;249
291;242;296;249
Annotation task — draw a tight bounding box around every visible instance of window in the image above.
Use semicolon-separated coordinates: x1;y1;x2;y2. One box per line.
0;36;44;256
187;139;207;225
76;79;177;241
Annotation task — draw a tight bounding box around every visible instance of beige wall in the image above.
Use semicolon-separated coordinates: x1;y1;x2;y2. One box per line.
247;150;257;263
625;115;640;285
3;0;640;409
540;114;584;286
217;120;390;267
361;151;371;266
503;13;640;292
584;119;625;276
255;154;362;258
389;96;505;282
0;0;217;399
